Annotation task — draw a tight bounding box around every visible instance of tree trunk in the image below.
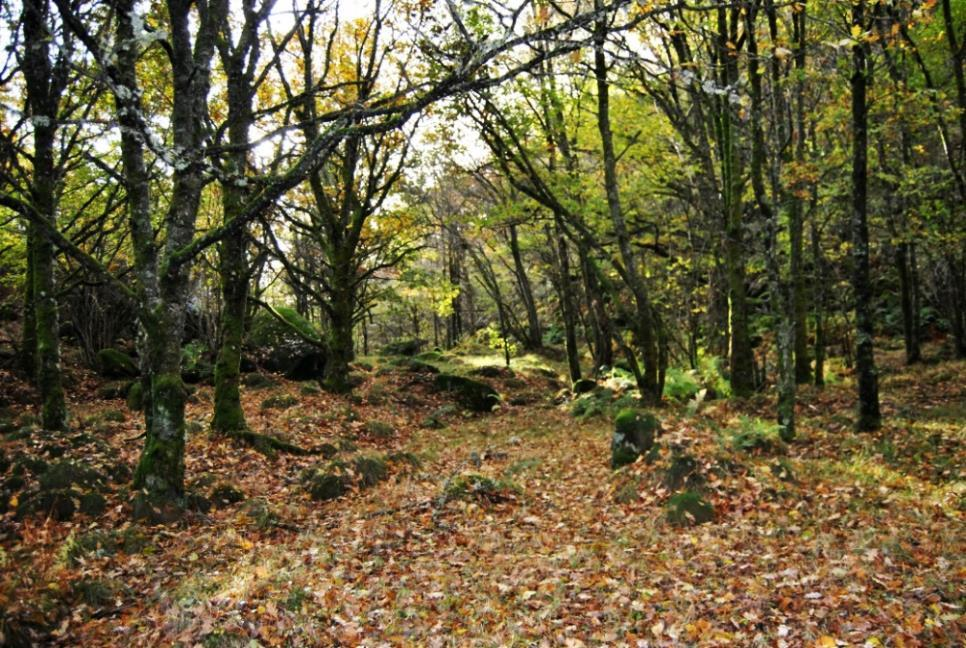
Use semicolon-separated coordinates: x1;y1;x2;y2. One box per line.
23;0;67;431
508;223;541;348
593;5;659;401
850;0;881;431
550;220;581;382
21;230;37;379
212;228;248;432
791;0;811;384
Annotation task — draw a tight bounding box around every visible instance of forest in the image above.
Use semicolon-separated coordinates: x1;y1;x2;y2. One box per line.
0;0;963;645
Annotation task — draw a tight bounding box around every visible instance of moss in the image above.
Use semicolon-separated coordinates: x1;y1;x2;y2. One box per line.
79;492;107;516
301;468;348;501
71;577;117;607
98;381;133;400
299;383;321;396
241;373;276;389
260;394;298;410
96;348;138;378
611;409;660;469
442;473;516;503
364;420;394;439
101;409;125;422
126;381;144;411
432;374;499;412
132;372;187;502
352;455;388;487
666;491;714;527
664;452;702;490
38;460;105;491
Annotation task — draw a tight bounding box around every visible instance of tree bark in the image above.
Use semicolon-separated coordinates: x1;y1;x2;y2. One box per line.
508;223;541;349
850;0;881;431
23;0;67;431
593;3;660;401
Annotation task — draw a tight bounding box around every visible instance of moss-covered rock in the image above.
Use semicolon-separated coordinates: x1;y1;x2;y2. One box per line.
260;393;298;410
663;451;702;490
79;492;107;516
666;491;714;526
16;489;78;521
38;460;105;491
301;467;348;501
299;382;321;396
432;374;499;412
442;473;515;503
572;378;597;394
96;348;138;378
97;380;132;400
71;577;117;607
611;409;660;468
126;381;144;411
210;482;245;507
470;365;514;379
381;338;425;356
352;455;388;487
242;373;277;389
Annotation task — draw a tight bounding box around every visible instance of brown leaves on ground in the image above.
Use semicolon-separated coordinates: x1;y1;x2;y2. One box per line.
0;348;963;646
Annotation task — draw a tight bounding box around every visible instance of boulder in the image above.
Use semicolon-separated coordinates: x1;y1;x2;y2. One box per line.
432;374;499;412
666;490;714;526
572;378;597;394
96;348;138;378
381;338;425;356
611;409;659;468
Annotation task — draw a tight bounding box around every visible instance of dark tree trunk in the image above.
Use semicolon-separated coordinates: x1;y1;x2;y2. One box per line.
850;0;881;431
791;0;811;384
550;220;581;382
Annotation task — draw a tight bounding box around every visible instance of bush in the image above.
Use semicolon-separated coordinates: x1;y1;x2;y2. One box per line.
697;353;731;399
727;416;783;454
663;367;701;401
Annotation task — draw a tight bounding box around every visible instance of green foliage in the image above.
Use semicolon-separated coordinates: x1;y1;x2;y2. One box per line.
663;367;701;401
697;354;731;399
474;324;517;357
260;394;298;410
442;473;517;503
726;416;784;454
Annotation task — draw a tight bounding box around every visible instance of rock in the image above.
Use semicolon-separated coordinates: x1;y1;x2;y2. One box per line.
352;455;388;487
98;380;133;400
210;482;245;507
432;374;500;412
572;378;597;394
131;493;184;524
381;338;425;356
664;451;702;490
96;348;138;378
301;468;348;501
38;460;105;491
126;381;144;411
404;359;439;374
470;365;514;379
242;373;277;389
666;490;714;526
16;489;79;521
611;409;660;468
442;473;512;503
260;393;298;410
79;492;107;516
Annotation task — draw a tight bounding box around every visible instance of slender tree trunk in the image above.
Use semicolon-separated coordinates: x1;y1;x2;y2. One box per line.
811;217;826;387
747;4;794;440
850;0;881;431
212;228;248;432
550;220;581;382
508;223;541;348
324;283;354;393
23;0;67;431
791;0;811;383
21;228;37;379
593;5;659;400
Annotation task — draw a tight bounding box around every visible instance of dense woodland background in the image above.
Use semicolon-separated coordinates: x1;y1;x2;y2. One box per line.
0;0;963;645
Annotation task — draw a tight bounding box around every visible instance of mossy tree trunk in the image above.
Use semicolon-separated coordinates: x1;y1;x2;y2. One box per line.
211;12;262;433
23;0;68;431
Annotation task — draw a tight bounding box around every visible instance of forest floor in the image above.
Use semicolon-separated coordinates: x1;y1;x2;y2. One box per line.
0;342;963;647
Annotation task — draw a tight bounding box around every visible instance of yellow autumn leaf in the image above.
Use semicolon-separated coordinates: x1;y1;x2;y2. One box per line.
851;24;863;39
816;636;837;647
